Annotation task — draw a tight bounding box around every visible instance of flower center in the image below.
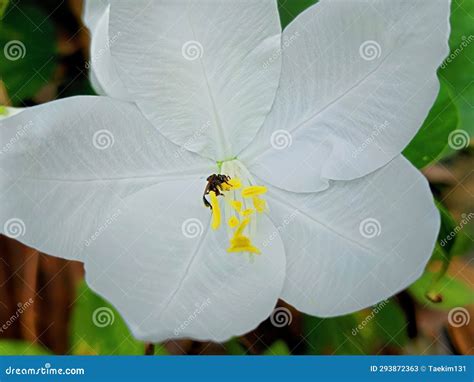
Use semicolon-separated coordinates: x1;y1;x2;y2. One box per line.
203;160;267;255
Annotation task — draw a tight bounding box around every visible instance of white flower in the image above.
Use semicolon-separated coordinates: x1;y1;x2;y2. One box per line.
0;0;449;342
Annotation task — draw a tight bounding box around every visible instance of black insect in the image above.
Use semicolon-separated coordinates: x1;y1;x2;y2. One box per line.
203;174;232;209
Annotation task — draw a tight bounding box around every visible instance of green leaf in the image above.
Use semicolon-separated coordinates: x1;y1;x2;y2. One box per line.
0;4;57;104
431;202;472;266
304;314;368;355
69;282;145;355
225;338;247;355
404;80;459;168
430;201;459;270
153;344;169;355
278;0;318;29
355;300;408;349
450;227;474;257
262;340;291;355
409;271;474;310
439;0;474;137
0;0;8;19
0;340;51;355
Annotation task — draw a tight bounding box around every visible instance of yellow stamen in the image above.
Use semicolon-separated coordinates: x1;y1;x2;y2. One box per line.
253;197;266;213
204;172;267;255
230;200;242;212
228;216;239;228
227;178;242;189
210;191;221;230
241;185;267;198
221;178;242;191
240;208;255;217
227;235;261;255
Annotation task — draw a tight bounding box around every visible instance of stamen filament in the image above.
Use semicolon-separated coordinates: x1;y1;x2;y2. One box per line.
235;218;250;237
210;191;221;230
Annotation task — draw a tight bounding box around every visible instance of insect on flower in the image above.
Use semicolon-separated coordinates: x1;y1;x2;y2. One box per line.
202;174;232;209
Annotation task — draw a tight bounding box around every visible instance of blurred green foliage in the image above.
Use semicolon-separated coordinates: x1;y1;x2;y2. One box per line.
403;81;459;168
0;3;56;104
440;0;474;136
304;300;408;355
278;0;318;29
0;339;51;355
0;0;9;19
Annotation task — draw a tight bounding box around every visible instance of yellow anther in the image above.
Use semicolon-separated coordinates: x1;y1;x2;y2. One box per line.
221;178;242;191
228;216;239;228
241;185;267;198
253;197;266;213
230;200;242;212
240;208;255;217
227;235;261;255
227;178;242;189
210;191;221;230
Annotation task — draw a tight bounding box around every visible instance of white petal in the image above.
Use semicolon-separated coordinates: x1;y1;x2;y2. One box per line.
87;4;130;99
84;179;286;342
0;96;212;261
83;0;109;32
263;156;439;316
108;0;282;160
0;107;24;120
242;0;450;192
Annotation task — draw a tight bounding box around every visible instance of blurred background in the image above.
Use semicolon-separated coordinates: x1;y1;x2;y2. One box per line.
0;0;472;356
